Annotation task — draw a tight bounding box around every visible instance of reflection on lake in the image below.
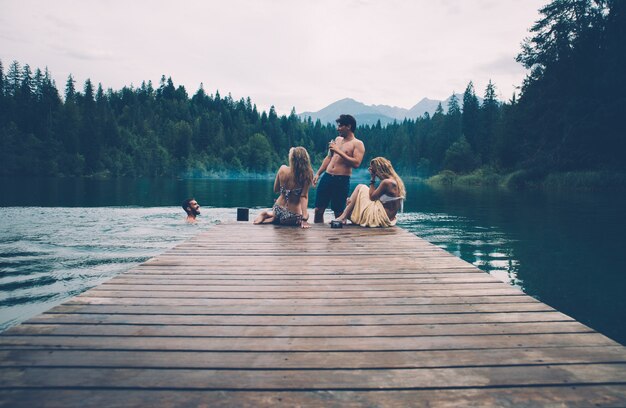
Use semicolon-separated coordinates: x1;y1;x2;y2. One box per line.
1;177;625;345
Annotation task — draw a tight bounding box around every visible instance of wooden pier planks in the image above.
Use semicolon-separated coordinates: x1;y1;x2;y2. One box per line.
1;222;626;407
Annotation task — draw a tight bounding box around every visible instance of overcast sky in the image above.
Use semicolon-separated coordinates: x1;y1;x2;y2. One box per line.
1;0;545;115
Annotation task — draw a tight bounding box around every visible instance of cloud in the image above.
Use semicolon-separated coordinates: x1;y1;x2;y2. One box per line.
44;13;82;32
479;54;526;76
62;48;116;61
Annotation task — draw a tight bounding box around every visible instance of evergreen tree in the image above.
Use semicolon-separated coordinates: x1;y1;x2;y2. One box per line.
443;135;479;173
511;0;618;172
33;68;44;101
20;64;34;97
0;59;4;97
64;74;76;102
427;103;449;170
444;93;462;147
160;77;176;100
246;133;273;172
462;81;480;158
479;80;499;163
517;0;609;82
96;83;105;103
0;60;5;122
16;65;35;134
80;78;100;172
6;60;21;96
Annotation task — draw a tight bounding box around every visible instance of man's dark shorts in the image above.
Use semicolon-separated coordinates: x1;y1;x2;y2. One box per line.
315;173;350;214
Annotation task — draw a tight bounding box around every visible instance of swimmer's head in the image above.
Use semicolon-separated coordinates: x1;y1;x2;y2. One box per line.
182;198;200;216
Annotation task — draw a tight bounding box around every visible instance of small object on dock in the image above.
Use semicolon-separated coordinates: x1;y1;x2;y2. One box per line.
330;220;343;228
237;208;249;221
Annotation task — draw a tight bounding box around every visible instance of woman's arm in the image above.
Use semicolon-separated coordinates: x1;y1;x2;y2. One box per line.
299;186;310;229
273;166;285;194
369;179;394;201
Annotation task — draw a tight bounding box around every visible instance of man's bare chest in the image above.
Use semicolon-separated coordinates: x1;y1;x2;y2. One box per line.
336;140;356;156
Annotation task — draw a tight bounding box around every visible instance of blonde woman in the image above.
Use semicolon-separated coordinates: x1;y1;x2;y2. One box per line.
334;157;405;227
254;147;314;229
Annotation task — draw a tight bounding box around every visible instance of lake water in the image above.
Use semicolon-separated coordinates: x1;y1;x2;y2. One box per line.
1;177;625;346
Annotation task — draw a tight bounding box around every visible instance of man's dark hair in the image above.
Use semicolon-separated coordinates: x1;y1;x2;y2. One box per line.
182;198;195;214
336;114;357;132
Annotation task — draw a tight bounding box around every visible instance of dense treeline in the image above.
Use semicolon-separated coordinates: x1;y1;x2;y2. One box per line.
1;0;624;183
0;69;337;177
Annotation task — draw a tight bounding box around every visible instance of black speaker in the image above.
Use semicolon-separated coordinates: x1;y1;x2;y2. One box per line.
237;208;249;221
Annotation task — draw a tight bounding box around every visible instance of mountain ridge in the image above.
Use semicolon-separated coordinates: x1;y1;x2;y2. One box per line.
299;94;481;126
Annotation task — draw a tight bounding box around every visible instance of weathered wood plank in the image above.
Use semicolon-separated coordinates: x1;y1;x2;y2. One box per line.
67;294;535;306
4;346;626;369
42;302;554;315
107;276;502;285
131;266;483;274
4;321;593;338
24;311;574;326
0;333;616;351
2;387;626;408
2;364;626;389
78;287;525;298
93;283;510;292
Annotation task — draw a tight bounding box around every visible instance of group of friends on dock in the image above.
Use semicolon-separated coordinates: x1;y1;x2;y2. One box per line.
183;114;405;228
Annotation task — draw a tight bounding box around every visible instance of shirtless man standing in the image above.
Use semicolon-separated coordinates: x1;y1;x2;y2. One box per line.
313;114;365;223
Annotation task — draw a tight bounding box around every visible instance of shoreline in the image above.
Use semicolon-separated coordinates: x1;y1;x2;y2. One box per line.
425;168;626;191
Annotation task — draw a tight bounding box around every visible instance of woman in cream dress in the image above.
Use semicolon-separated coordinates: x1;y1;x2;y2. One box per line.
334;157;405;227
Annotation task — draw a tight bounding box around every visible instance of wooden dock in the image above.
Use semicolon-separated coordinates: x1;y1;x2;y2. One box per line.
2;222;626;407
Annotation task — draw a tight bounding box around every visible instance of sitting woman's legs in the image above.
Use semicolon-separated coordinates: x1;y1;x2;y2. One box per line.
254;209;275;224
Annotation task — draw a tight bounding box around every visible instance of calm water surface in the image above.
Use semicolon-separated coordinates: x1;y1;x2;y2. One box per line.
1;177;625;345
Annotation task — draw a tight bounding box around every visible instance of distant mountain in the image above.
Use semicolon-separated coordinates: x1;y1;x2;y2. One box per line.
299;94;482;126
298;98;396;127
407;97;444;118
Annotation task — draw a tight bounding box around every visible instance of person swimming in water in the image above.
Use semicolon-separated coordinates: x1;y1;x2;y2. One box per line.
182;198;201;223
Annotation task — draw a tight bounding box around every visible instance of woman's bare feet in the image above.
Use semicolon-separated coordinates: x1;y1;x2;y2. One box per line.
254;211;273;224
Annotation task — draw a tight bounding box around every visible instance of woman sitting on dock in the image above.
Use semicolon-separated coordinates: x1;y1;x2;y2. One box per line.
334;157;405;227
254;146;313;228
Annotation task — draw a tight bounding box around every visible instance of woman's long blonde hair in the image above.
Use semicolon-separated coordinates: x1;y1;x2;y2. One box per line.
289;147;314;188
370;157;406;198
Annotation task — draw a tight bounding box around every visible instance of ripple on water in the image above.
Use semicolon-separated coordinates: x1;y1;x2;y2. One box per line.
0;206;231;332
399;213;520;287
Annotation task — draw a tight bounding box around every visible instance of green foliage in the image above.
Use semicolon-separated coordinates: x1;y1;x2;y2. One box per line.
426;170;457;186
427;168;503;188
514;0;624;172
462;82;480;156
443;136;479;173
542;171;626;191
455;167;503;187
246;133;273;173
